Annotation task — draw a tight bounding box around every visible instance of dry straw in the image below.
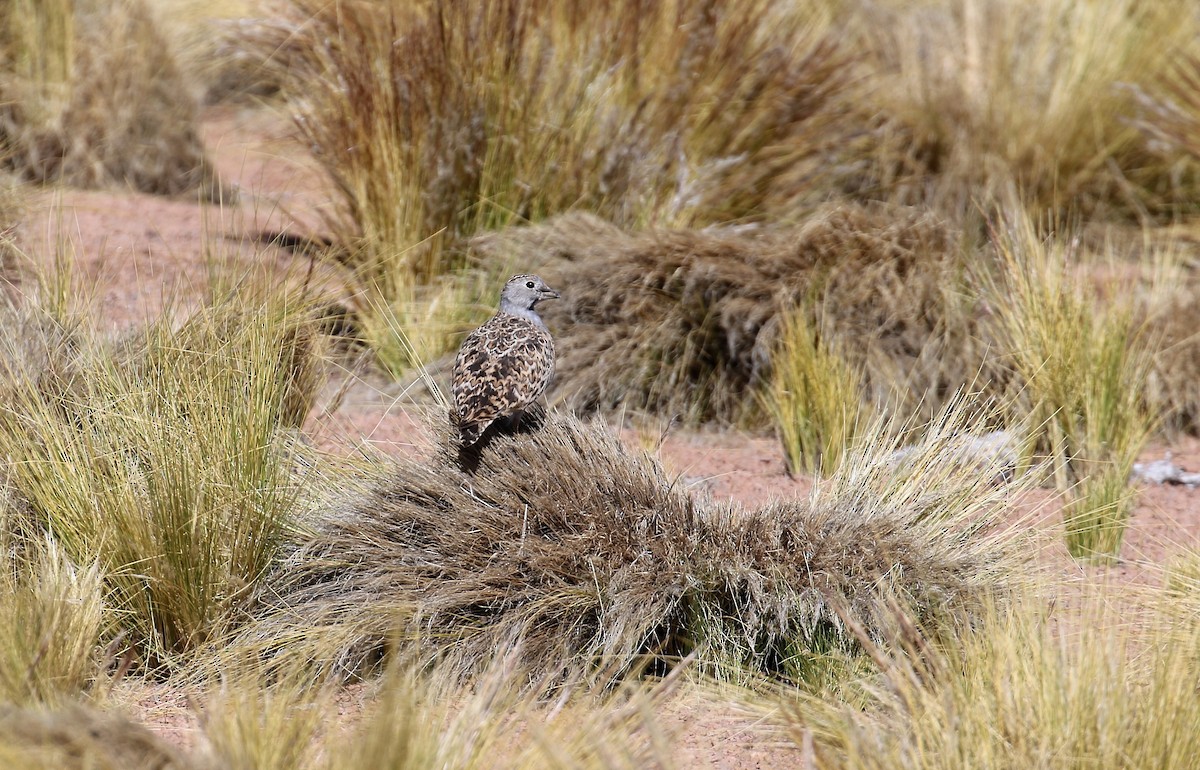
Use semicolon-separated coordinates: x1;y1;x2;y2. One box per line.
0;0;223;199
0;702;193;770
241;0;855;372
196;648;673;770
228;399;1032;685
791;584;1200;769
849;0;1200;220
475;205;986;427
0;287;328;668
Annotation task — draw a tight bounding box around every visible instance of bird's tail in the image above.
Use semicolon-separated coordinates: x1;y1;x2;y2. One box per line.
458;421;486;447
450;406;487;448
452;418;487;473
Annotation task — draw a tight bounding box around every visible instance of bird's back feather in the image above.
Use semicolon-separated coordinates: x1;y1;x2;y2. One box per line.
452;312;555;445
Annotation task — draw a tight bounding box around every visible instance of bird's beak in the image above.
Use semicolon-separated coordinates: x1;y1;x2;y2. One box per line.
543;287;561;300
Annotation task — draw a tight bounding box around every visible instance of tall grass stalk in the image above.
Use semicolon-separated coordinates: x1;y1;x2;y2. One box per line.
0;530;106;706
765;307;864;476
198;650;671;770
260;0;848;372
856;0;1200;218
790;587;1200;769
357;263;511;381
0;292;325;666
991;210;1153;561
2;0;74;95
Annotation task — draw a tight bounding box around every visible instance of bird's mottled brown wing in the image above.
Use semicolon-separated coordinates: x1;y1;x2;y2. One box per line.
452;314;555;445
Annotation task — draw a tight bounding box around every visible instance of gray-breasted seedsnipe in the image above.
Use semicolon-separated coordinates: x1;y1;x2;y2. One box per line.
452;274;560;446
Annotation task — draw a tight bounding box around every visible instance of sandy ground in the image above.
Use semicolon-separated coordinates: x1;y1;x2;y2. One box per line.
12;102;1200;769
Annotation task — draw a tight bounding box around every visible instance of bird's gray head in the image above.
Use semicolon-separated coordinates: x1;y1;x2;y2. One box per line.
499;274;560;314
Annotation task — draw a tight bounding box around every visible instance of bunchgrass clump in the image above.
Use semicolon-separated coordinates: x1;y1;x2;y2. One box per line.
988;210;1153;561
790;585;1200;770
765;307;864;476
850;0;1200;220
0;290;327;668
485;206;982;426
250;0;852;373
0;528;106;706
0;0;223;199
228;399;1030;685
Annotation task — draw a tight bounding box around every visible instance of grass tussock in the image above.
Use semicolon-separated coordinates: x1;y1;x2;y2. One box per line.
0;530;106;706
198;651;671;770
765;307;864;476
792;587;1200;770
250;0;853;372
228;404;1030;684
477;205;982;426
852;0;1200;220
988;210;1154;560
0;290;327;668
0;0;223;199
1144;274;1200;435
0;702;193;770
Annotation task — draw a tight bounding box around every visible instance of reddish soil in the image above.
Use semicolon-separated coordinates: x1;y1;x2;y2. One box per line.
13;103;1200;769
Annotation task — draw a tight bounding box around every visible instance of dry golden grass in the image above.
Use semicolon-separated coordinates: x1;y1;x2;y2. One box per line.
0;0;223;199
474;205;984;427
765;308;864;477
847;0;1200;221
144;0;280;104
1130;52;1200;170
218;401;1031;685
986;208;1155;559
3;1;1200;767
0;702;194;770
197;650;674;770
0;527;106;707
0;285;329;668
790;583;1200;770
266;0;851;247
238;0;856;373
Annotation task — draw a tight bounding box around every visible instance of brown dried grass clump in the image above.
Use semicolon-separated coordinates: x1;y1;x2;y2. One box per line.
238;0;855;376
0;0;223;200
0;703;194;770
0;289;328;668
263;0;851;252
845;0;1200;222
230;409;1028;683
1144;280;1200;434
477;205;987;425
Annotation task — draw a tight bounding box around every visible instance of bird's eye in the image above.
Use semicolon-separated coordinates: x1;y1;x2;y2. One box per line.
525;281;535;288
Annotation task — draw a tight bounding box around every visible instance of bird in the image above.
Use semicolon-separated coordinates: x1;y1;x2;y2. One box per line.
451;273;560;447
